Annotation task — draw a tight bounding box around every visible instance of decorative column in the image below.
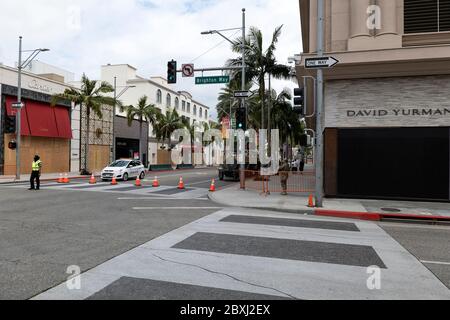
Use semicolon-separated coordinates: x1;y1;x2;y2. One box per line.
348;0;372;50
375;0;402;48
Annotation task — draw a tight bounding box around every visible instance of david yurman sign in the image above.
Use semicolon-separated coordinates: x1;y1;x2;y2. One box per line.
347;107;450;118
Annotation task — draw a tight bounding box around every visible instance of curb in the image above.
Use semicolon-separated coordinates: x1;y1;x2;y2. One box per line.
0;175;92;185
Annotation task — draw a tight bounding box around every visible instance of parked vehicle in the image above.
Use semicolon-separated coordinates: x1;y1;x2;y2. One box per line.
101;159;145;181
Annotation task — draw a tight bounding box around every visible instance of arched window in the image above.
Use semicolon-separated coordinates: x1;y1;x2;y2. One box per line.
199;107;203;118
166;94;171;107
193;105;197;116
175;97;179;109
205;110;208;119
182;100;186;111
156;90;162;104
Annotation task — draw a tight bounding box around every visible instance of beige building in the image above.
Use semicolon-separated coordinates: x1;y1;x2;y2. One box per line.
297;0;450;201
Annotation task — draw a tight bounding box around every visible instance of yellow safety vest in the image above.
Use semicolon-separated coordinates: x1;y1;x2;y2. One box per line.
32;160;42;171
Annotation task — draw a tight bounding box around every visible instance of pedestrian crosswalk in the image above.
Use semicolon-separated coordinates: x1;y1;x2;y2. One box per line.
33;207;450;300
1;181;211;199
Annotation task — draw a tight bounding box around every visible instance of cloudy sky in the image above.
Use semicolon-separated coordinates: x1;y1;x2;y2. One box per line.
0;0;302;121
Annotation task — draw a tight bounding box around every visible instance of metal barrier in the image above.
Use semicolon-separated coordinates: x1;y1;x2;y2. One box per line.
242;170;316;194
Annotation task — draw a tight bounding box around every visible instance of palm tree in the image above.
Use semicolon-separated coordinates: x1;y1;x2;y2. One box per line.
51;74;116;175
120;95;160;164
154;109;183;151
182;118;197;164
227;25;293;130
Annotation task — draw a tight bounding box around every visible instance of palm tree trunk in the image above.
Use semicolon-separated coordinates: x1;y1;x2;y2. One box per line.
139;121;143;161
85;106;91;175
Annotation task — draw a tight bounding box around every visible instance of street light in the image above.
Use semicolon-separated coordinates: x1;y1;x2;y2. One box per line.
111;76;136;162
201;8;247;189
15;36;50;180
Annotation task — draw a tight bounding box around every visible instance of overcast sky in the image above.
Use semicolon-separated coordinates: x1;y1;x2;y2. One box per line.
0;0;302;121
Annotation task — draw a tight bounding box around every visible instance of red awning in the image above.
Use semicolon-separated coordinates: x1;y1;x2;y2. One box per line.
5;95;31;136
54;107;73;139
25;99;60;137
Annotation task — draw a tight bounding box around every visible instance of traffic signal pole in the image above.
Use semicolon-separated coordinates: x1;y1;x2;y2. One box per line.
315;0;324;207
15;37;22;181
240;8;246;190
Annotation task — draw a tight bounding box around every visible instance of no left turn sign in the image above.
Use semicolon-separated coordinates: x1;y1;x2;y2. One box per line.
182;64;194;77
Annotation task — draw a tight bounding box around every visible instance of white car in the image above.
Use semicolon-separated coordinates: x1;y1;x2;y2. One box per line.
101;159;146;181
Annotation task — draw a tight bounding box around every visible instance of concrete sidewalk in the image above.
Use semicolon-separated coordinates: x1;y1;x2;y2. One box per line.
208;184;450;221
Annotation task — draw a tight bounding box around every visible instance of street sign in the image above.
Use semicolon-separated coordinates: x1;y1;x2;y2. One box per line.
182;64;195;77
305;56;339;69
195;76;230;85
11;102;24;109
234;90;251;98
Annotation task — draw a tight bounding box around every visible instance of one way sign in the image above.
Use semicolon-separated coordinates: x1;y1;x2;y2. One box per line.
305;56;339;69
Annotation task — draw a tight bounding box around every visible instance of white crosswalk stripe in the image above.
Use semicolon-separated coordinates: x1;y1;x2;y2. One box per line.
1;181;211;199
33;208;450;300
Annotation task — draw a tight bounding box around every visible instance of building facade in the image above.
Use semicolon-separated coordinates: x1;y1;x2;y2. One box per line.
0;64;79;175
298;0;450;201
101;64;210;166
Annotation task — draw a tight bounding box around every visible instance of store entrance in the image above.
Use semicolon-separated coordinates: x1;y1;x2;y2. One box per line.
116;138;140;160
337;127;450;201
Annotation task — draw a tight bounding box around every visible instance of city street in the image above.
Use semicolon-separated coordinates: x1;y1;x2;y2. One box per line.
0;168;449;300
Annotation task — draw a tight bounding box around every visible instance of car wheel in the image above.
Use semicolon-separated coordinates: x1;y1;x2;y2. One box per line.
123;173;129;181
139;171;145;180
219;171;224;181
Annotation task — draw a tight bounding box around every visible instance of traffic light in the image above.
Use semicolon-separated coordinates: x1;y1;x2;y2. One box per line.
293;87;304;116
167;60;177;84
4;116;16;134
235;107;246;131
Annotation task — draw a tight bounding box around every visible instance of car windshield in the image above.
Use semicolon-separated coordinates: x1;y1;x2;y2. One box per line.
108;160;130;168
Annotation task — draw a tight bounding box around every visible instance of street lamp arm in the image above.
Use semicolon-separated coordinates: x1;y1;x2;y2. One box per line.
21;48;50;69
212;31;235;45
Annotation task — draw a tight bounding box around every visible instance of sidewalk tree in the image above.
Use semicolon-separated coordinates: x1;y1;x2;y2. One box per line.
154;109;183;152
120;95;160;163
51;74;117;175
227;25;293;130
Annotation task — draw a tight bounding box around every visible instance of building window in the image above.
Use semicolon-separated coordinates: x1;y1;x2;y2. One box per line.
199;107;203;118
175;97;179;109
404;0;450;34
166;94;171;107
193;105;197;116
182;100;186;112
156;90;162;104
187;102;191;113
205;110;208;119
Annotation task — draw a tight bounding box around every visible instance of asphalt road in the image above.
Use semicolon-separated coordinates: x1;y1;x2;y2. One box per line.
379;221;450;290
0;168;236;300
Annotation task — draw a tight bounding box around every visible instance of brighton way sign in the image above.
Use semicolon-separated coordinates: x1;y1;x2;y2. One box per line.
195;76;230;85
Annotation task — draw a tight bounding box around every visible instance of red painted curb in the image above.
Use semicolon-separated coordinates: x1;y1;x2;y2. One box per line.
315;209;381;221
315;209;450;222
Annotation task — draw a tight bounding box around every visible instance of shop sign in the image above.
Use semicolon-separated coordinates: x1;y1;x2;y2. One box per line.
346;107;450;118
28;79;52;93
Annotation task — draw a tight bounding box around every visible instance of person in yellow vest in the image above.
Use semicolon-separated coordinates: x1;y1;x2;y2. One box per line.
29;155;42;190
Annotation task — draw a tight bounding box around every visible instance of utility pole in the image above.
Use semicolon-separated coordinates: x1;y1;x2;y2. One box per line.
240;8;246;189
112;76;117;163
315;0;324;207
16;37;22;180
15;37;49;180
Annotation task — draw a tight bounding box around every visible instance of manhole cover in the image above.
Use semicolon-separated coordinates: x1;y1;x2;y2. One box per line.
381;208;402;213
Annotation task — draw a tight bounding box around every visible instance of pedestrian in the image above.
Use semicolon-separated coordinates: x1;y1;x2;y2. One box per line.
299;148;306;173
29;154;42;191
279;159;290;195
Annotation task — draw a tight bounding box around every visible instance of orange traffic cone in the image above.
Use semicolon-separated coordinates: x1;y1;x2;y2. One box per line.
209;179;216;192
135;176;142;187
307;194;314;207
152;176;160;187
111;177;118;185
178;177;185;189
57;173;64;183
89;174;96;184
63;173;70;184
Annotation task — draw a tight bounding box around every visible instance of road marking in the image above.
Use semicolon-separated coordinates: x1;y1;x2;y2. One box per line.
421;260;450;266
119;197;209;201
133;207;223;210
185;179;215;186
